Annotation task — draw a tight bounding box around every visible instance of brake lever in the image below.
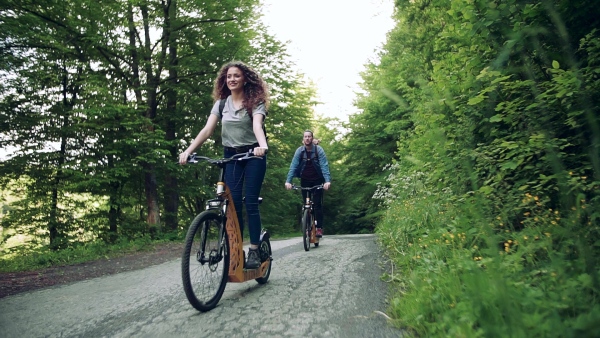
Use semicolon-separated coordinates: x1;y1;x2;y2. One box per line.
237;150;264;161
187;153;198;164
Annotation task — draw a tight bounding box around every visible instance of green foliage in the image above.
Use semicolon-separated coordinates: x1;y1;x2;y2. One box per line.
0;0;319;251
0;235;181;273
378;175;600;336
367;0;600;336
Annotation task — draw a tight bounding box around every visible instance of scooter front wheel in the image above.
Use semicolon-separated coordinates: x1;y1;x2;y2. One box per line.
182;211;229;312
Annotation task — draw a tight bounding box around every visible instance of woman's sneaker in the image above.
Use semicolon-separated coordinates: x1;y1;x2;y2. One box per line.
246;248;261;269
316;228;323;238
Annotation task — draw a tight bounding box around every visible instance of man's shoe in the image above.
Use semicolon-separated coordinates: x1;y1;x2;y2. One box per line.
316;228;323;238
246;248;260;269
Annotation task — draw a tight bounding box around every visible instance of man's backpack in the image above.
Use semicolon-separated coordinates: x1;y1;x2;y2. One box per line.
301;145;319;162
298;145;323;181
219;99;268;141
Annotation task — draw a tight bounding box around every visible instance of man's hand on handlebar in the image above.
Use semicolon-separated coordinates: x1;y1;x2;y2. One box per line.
287;183;327;191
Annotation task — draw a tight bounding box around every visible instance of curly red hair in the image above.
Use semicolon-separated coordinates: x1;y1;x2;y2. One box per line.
212;61;270;117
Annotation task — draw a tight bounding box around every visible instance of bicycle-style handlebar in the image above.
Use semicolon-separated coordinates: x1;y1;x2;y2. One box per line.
185;150;265;166
291;184;324;191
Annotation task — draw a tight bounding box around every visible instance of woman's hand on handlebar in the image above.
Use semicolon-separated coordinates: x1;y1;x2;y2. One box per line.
285;182;292;190
324;182;331;190
179;151;190;165
253;146;268;157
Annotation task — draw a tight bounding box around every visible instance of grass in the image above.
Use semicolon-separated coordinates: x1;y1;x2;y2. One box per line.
0;235;182;273
376;181;600;337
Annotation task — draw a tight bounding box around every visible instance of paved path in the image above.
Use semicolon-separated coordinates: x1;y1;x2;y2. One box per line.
0;234;403;337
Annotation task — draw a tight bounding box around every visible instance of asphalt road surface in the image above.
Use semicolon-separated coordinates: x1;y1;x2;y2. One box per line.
0;234;403;338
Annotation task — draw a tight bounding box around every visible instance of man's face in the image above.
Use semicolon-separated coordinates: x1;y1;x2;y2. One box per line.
303;132;313;146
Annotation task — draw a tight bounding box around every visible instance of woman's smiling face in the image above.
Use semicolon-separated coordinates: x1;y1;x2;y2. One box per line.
226;67;245;92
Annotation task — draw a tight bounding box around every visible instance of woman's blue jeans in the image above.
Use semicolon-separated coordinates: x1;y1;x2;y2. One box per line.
224;149;266;245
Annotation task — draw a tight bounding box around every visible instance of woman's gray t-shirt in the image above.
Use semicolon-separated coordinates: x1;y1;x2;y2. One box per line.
210;96;266;148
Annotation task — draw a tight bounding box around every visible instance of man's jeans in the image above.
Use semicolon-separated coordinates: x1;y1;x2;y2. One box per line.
224;149;266;245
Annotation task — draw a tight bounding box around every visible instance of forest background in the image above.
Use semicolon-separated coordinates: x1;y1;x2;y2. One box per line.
1;0;599;336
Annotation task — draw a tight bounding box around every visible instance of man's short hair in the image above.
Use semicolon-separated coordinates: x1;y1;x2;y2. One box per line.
304;130;313;137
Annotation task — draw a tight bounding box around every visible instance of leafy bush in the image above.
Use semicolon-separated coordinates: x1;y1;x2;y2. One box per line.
366;1;600;336
377;173;600;336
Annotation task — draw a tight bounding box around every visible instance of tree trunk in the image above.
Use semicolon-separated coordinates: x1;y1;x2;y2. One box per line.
143;90;161;227
50;64;74;249
164;0;179;230
107;153;120;240
144;163;161;226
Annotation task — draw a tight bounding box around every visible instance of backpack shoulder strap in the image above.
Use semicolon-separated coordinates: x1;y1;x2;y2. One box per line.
219;98;226;115
301;146;320;161
300;146;308;161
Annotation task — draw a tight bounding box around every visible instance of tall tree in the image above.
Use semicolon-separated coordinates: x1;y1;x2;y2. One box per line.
1;0;311;247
